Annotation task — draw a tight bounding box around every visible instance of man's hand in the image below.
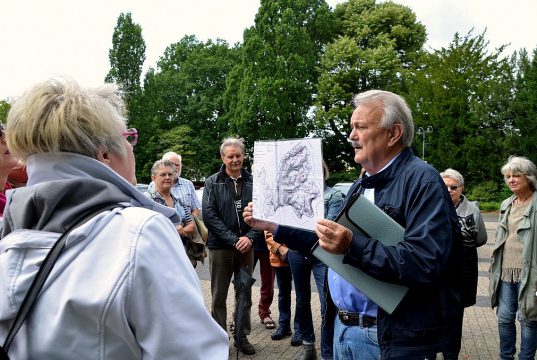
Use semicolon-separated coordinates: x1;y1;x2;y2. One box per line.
235;236;253;253
316;218;353;254
243;202;277;233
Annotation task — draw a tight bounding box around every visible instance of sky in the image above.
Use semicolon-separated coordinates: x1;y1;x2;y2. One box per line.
1;0;536;100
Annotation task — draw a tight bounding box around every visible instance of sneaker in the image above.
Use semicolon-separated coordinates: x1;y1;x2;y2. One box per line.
236;338;256;356
290;332;302;347
271;326;292;340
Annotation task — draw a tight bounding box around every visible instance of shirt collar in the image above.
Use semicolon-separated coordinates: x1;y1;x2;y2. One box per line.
364;151;402;177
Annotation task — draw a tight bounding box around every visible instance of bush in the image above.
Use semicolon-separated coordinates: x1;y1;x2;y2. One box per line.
497;183;513;201
479;202;500;212
466;180;500;203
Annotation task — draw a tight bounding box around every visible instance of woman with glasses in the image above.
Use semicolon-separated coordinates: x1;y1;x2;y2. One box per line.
0;123;19;216
145;159;195;244
440;168;487;360
490;156;537;360
0;76;228;359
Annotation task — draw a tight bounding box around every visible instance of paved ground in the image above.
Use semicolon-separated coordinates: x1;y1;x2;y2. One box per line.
195;212;525;359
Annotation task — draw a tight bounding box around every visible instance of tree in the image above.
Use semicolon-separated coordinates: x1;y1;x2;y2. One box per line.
314;0;426;171
0;100;10;123
406;31;515;185
224;0;335;154
105;12;146;98
511;48;537;163
129;36;240;181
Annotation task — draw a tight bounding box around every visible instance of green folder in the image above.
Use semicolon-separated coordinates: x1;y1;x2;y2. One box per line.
312;193;408;314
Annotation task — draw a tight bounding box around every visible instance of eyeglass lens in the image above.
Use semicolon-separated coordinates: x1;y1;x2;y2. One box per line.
123;128;138;146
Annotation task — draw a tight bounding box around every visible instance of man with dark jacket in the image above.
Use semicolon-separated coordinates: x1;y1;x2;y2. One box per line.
244;90;462;359
202;137;264;356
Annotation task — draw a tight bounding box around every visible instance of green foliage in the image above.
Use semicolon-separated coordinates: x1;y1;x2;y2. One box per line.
405;30;514;185
105;12;146;96
466;179;513;204
128;36;239;181
466;180;499;202
479;202;500;212
314;0;426;171
102;2;528;191
0;100;10;123
510;48;537;163
326;169;360;185
224;0;336;151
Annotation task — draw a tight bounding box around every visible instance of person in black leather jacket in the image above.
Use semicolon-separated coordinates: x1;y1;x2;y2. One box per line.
244;90;462;359
202;137;264;356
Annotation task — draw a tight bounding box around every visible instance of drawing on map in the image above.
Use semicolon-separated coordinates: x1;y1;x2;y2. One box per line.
252;138;323;231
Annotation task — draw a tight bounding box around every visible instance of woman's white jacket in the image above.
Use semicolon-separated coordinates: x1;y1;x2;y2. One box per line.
0;153;229;359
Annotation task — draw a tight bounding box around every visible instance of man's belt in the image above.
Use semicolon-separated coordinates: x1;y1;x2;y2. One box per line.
337;310;376;328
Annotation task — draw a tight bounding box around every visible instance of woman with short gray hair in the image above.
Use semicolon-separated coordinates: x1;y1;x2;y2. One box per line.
490;156;537;359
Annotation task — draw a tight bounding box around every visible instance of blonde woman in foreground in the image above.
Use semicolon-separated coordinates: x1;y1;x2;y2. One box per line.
0;77;228;359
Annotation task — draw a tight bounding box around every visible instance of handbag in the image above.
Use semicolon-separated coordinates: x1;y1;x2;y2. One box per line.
185;225;207;267
192;214;208;243
0;203;123;360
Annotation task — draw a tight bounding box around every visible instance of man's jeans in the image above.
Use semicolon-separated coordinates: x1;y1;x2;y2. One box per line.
497;280;537;360
274;266;298;332
287;251;331;358
333;315;380;360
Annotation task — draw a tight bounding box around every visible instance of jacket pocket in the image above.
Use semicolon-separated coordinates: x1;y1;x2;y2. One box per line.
381;205;404;225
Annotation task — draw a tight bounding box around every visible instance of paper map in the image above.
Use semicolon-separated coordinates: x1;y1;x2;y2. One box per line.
252;138;323;231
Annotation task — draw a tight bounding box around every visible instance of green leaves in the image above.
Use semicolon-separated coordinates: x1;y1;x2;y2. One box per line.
315;0;425;171
406;30;514;184
126;36;239;181
105;13;146;97
511;47;537;164
0;100;10;123
104;1;535;191
224;0;334;146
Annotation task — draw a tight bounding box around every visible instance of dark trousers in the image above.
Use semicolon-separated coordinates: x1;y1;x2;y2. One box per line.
443;305;463;360
274;265;299;332
288;251;332;359
209;248;254;335
254;251;275;320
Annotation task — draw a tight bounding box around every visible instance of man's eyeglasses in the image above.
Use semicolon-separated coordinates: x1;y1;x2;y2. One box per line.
122;128;138;146
447;185;462;191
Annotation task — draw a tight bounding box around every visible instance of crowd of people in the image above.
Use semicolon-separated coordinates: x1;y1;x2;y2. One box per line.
0;76;535;360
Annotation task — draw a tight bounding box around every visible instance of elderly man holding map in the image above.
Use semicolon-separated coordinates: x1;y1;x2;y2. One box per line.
244;90;462;360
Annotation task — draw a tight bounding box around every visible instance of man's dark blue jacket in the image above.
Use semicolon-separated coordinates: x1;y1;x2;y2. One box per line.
276;148;462;359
